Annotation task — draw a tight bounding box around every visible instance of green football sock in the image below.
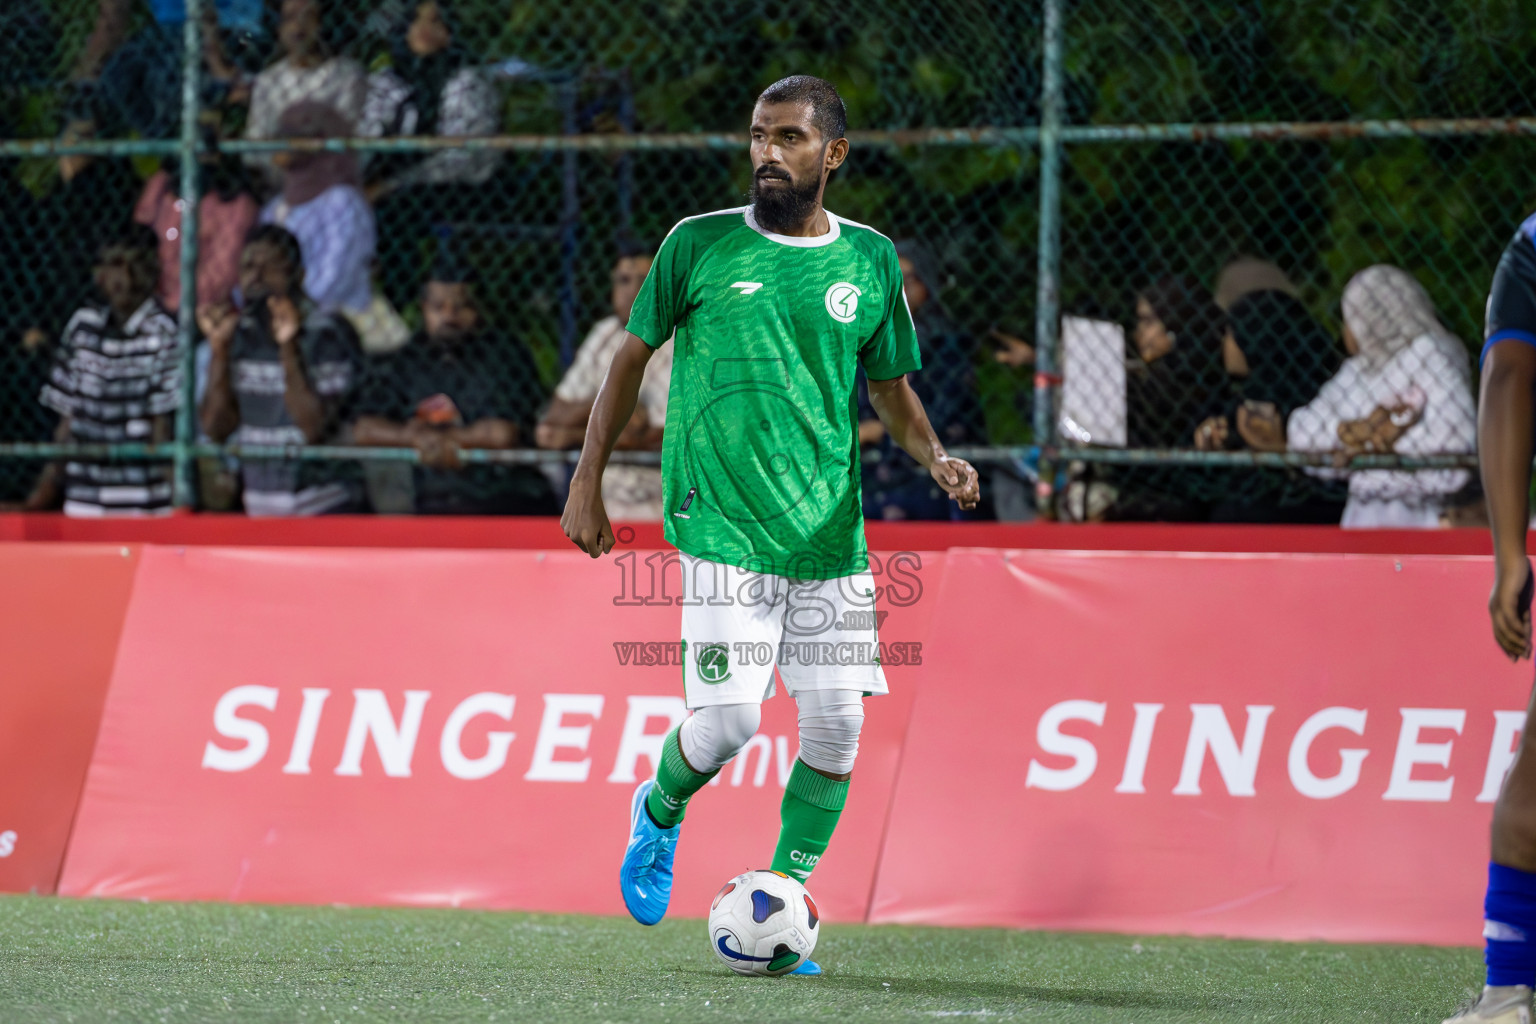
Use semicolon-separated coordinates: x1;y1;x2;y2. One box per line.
645;726;717;829
770;760;850;883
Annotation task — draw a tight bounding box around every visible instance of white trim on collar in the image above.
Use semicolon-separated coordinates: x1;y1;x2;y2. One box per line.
123;297;164;335
744;206;842;248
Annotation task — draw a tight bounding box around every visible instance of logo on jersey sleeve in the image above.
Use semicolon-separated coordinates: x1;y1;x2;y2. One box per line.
731;281;764;295
824;283;861;323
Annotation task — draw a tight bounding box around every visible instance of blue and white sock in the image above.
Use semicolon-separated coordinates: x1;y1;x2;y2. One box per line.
1486;862;1536;988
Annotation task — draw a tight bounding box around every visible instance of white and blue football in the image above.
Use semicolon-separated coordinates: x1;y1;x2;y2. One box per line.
707;869;820;977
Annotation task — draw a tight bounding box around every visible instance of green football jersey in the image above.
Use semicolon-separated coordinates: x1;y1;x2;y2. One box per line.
626;206;920;580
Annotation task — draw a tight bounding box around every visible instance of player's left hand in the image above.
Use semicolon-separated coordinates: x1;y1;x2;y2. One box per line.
931;455;979;511
1490;556;1534;662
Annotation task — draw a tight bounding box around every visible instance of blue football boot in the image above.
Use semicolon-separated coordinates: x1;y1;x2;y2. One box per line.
619;780;678;925
789;959;822;976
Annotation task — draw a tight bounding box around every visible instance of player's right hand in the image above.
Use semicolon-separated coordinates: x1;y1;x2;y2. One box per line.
561;481;616;558
1490;556;1534;663
930;455;980;511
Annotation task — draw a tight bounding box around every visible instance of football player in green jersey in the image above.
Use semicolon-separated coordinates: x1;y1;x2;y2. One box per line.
561;75;979;974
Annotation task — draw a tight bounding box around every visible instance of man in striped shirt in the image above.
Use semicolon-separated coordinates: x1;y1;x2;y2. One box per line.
22;225;181;516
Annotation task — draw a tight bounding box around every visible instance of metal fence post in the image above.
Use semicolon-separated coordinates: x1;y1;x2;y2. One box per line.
558;81;580;368
172;0;204;509
1032;0;1065;519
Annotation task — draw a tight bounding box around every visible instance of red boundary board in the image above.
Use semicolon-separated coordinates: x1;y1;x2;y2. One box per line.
0;544;140;894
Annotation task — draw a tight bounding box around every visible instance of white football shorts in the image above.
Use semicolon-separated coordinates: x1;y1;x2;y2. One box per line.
678;552;890;709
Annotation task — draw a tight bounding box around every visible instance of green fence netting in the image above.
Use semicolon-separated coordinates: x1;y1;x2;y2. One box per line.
0;0;1530;522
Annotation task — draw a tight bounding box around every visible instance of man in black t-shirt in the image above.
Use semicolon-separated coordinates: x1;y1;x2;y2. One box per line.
352;268;556;515
199;224;363;516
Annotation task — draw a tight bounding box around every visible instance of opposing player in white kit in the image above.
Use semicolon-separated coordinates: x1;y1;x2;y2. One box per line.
560;75;979;975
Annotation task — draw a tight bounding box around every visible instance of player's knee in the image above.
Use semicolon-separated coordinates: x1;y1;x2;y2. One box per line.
680;703;762;773
796;694;864;776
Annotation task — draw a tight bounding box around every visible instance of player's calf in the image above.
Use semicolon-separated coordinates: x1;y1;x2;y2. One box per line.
771;760;850;884
770;690;862;884
1486;864;1536;987
647;706;759;827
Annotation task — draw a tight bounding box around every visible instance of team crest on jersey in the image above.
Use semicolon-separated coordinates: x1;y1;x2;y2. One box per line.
695;643;732;684
824;282;861;323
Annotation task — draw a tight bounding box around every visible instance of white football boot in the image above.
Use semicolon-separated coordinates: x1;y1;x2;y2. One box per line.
1443;986;1534;1023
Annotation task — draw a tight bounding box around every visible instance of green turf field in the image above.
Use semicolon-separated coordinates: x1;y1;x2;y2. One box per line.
0;893;1484;1023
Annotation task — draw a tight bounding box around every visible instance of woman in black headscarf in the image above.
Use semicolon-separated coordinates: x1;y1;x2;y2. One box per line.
1127;276;1229;447
1108;276;1229;520
1193;289;1347;523
1195;289;1339;449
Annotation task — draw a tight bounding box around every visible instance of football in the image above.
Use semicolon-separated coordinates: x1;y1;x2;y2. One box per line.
707;870;820;977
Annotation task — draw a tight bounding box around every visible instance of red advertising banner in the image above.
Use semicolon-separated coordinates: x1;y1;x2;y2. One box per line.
45;541;1532;944
59;545;945;924
869;549;1530;945
0;544;139;893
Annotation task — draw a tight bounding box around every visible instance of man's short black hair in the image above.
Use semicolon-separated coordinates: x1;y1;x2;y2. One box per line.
244;223;305;276
98;223;160;262
757;75;847;143
427;246;479;288
615;239;655;262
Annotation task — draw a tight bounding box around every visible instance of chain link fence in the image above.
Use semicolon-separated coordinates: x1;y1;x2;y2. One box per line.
0;0;1528;522
1045;0;1533;526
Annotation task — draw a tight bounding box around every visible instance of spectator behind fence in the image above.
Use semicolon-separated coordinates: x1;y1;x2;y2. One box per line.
1194;289;1346;522
352;262;556;515
1287;265;1476;528
538;250;669;520
15;226;180;517
259;102;376;316
23;124;142;345
135;111;261;313
1213;256;1299;312
857;240;980;520
360;1;503;309
69;0;269;140
199;224;363;516
246;0;365;179
1108;276;1229;521
1127;277;1228;448
1194;289;1340;450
